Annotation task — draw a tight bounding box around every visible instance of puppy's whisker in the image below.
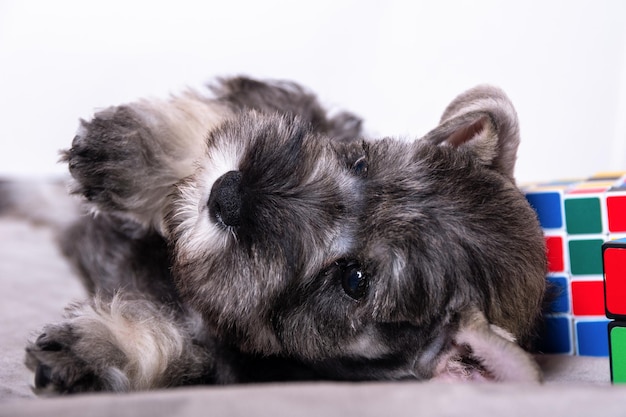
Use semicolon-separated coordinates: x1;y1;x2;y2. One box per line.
228;226;237;242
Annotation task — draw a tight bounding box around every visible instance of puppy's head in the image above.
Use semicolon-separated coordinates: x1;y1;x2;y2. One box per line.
167;86;546;382
165;111;369;352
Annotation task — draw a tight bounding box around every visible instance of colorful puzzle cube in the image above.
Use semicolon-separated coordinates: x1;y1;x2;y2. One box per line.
523;171;626;356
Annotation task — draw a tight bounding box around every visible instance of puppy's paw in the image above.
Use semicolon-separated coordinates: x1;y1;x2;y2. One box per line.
25;323;128;395
62;106;155;213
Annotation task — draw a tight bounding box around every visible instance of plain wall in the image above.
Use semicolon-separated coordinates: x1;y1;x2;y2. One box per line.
1;0;625;183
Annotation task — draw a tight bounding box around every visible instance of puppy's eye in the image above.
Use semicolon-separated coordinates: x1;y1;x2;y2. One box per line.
351;156;368;177
338;260;368;300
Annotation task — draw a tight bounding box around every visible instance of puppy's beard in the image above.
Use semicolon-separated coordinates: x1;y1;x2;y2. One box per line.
167;138;244;255
170;175;231;257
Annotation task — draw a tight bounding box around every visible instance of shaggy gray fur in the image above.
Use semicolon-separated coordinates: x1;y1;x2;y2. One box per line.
16;76;546;394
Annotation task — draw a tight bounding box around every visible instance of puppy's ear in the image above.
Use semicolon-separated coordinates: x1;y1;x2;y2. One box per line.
433;308;541;383
421;86;520;179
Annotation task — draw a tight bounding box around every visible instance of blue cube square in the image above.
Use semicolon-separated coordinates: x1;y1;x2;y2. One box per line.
538;316;572;354
546;276;569;314
576;320;609;356
525;191;563;229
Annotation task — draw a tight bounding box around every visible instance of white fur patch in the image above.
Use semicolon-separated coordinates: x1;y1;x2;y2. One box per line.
134;91;226;175
171;137;245;256
344;329;390;359
70;295;188;390
454;322;540;383
433;308;541;383
171;174;230;256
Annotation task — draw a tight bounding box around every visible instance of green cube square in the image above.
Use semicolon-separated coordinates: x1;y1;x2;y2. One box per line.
568;239;604;275
610;323;626;384
564;197;603;234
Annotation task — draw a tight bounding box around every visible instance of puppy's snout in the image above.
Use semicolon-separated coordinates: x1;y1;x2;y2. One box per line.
208;170;243;227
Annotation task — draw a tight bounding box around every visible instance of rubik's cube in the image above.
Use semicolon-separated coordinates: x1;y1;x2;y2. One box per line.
605;238;626;383
522;171;626;356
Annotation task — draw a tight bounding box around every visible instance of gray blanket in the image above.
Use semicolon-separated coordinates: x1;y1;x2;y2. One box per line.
1;218;623;416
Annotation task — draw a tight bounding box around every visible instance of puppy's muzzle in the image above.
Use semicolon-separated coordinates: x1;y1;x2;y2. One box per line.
208;170;243;227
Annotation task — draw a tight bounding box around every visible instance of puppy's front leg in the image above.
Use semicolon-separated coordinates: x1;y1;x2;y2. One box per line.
25;294;218;394
63;93;231;231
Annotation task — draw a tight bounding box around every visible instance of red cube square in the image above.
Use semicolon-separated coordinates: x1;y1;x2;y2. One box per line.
572;281;605;316
545;235;565;272
604;242;626;318
607;195;626;233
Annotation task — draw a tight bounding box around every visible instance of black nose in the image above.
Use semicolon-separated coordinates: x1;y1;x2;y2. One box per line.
208;170;243;227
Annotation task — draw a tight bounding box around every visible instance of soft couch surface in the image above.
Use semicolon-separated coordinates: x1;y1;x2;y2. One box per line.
1;218;624;416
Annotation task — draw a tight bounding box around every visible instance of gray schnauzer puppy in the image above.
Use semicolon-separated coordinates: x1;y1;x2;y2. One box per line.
18;76;545;394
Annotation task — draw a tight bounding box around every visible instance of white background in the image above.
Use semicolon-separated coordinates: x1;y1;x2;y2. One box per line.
1;0;625;183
